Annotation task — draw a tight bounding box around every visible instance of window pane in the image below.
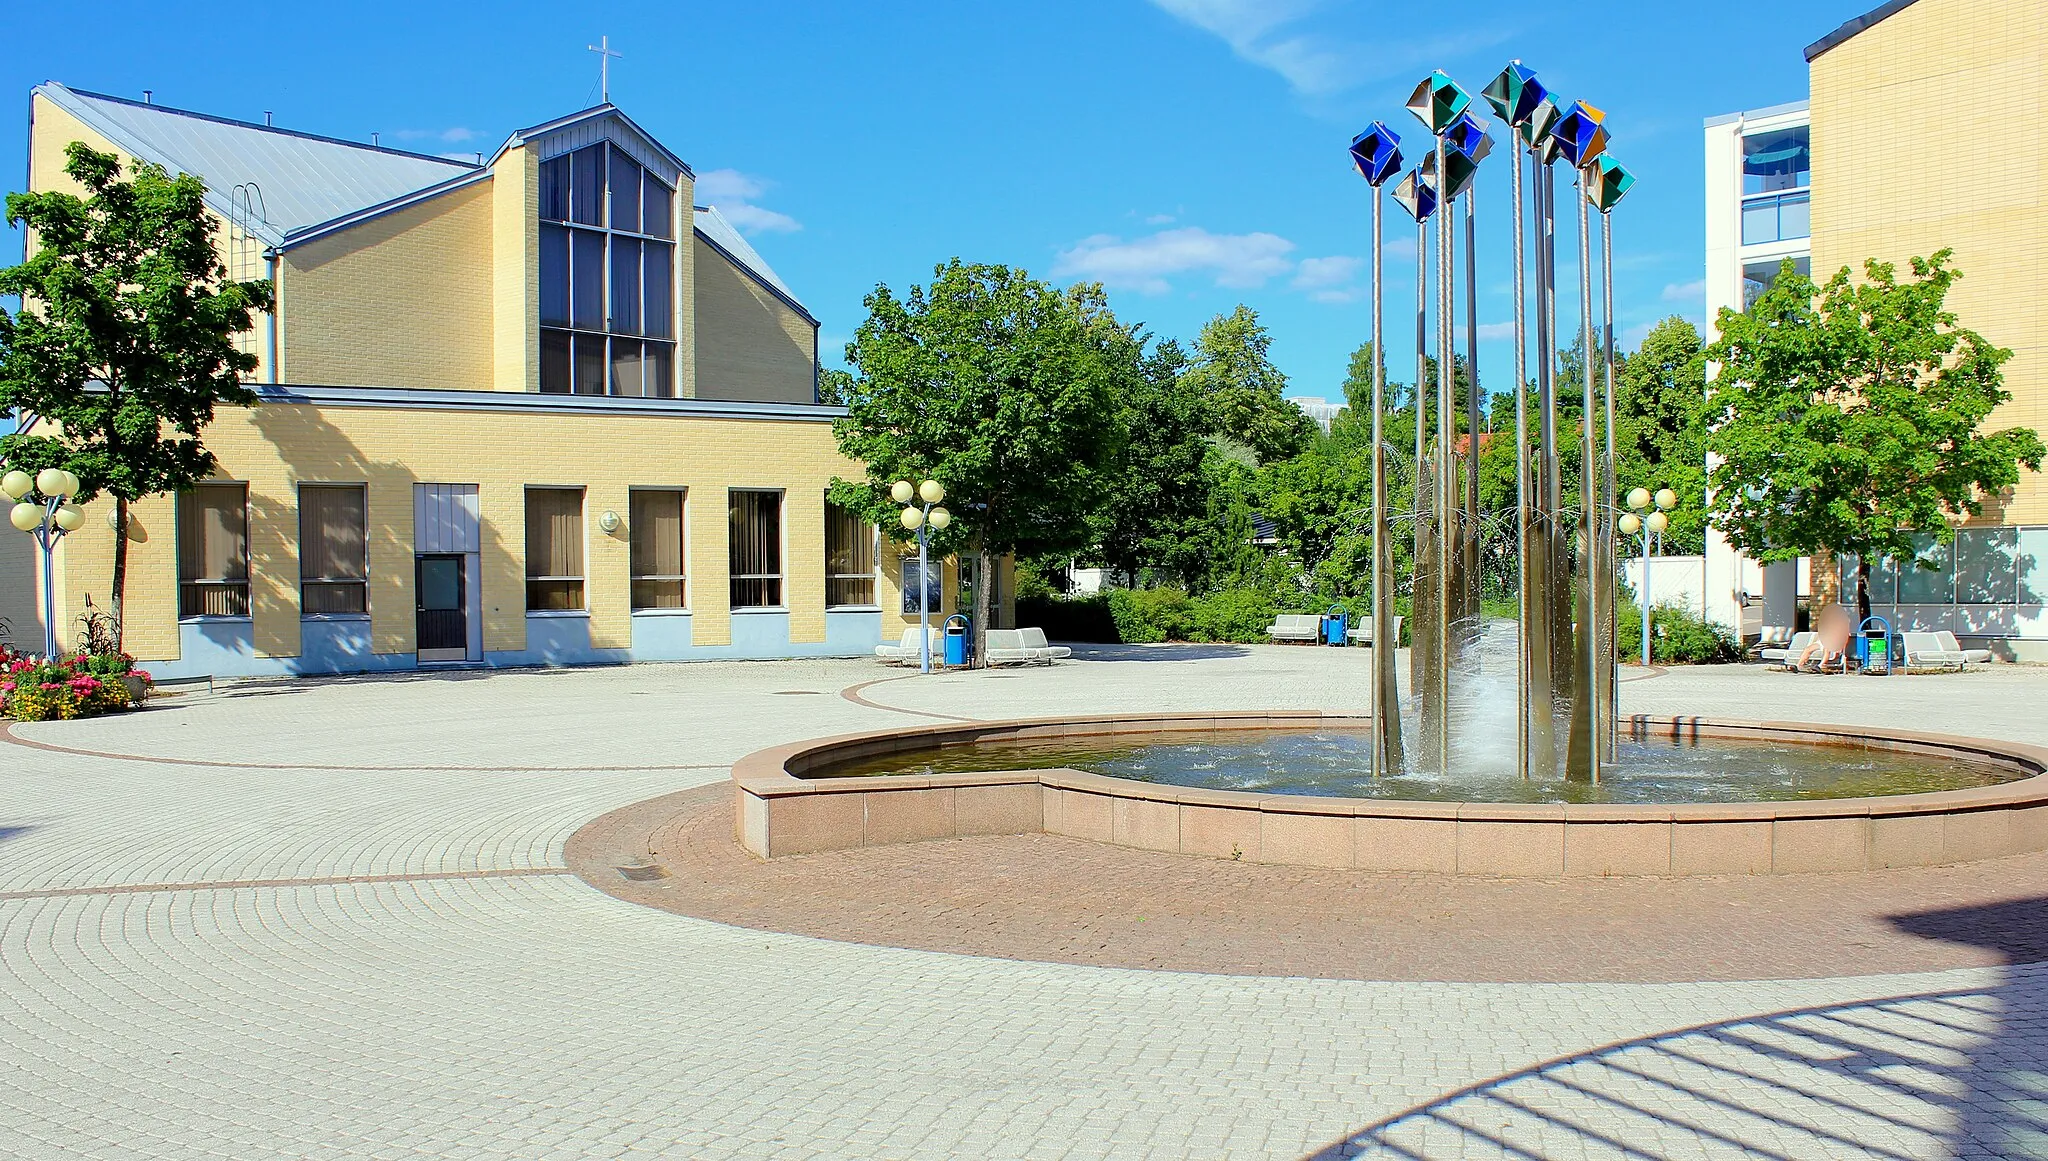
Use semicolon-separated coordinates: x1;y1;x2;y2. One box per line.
610;339;645;397
573;333;607;395
826;502;875;607
1898;533;1955;603
610;237;642;334
2021;528;2048;605
643;243;673;338
302;581;366;615
1777;192;1810;240
540;155;570;222
630;489;685;610
540;224;570;327
299;485;366;582
1955;528;2018;603
1742;128;1809;195
571;230;605;330
178;483;250;618
644;341;674;399
571;145;603;226
1740;198;1778;246
643;174;673;239
609;146;640;234
541;329;572;394
525;488;584;611
729;490;783;608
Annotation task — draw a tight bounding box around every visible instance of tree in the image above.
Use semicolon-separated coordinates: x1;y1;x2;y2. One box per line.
830;262;1128;664
1613;317;1710;554
0;142;270;647
1091;338;1215;587
1705;252;2044;624
1182;305;1314;464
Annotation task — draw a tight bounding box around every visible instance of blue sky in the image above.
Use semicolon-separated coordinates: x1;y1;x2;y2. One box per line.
4;0;1861;403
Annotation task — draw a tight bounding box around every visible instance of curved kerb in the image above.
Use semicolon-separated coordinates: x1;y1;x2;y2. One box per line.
731;713;2048;877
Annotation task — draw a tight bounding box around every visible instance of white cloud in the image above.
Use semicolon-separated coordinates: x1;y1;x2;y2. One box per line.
1291;255;1361;289
1145;213;1177;225
695;168;801;234
1624;321;1657;350
1054;227;1296;295
1148;0;1511;98
395;127;478;144
1476;321;1516;341
1661;278;1706;304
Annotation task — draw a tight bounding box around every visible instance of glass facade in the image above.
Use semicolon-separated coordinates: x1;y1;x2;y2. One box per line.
538;143;677;397
1840;527;2048;616
1742;256;1812;310
1739;126;1811;245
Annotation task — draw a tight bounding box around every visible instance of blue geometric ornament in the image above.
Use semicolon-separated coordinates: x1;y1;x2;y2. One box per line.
1393;169;1438;223
1349;121;1404;187
1482;61;1547;127
1552;100;1610;169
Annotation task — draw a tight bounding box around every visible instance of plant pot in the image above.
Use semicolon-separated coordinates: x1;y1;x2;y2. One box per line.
121;675;149;704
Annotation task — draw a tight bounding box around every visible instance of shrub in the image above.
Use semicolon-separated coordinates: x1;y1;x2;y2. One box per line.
1615;601;1741;665
1;653;147;721
1017;593;1117;643
1189;588;1278;643
1107;587;1194;643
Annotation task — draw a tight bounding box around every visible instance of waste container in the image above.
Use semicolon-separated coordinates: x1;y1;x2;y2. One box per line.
1855;615;1893;675
944;615;971;667
1323;608;1349;646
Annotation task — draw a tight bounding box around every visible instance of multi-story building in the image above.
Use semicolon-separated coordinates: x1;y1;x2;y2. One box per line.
1703;0;2047;660
10;83;1003;678
1701;100;1813;643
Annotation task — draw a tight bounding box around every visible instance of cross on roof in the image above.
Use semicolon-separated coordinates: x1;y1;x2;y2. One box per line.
588;36;623;103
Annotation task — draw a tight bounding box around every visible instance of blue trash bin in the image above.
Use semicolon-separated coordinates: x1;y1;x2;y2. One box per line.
943;615;971;666
1323;609;1349;646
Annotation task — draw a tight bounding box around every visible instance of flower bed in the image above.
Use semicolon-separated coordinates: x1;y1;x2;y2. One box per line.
1;651;151;721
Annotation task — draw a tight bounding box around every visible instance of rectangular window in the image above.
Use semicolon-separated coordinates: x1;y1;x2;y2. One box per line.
2021;528;2048;605
643;174;673;239
610;339;646;397
525;488;585;611
608;146;641;234
178;482;250;618
1898;533;1955;604
540;330;572;394
643;243;673;338
570;145;604;226
610;237;642;334
825;502;876;607
1955;528;2018;604
573;333;607;395
539;155;570;222
645;341;675;399
729;490;783;608
540;225;570;328
630;489;686;609
1742;128;1810;196
571;230;605;330
299;484;368;614
900;557;941;616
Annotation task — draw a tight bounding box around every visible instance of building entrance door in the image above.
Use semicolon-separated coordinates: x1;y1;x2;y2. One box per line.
416;554;468;663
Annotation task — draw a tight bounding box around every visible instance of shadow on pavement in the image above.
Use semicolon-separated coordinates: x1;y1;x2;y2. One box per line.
1066;643;1251;662
1303;896;2048;1159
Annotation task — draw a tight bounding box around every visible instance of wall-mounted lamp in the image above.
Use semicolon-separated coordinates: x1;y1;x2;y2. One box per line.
597;509;623;534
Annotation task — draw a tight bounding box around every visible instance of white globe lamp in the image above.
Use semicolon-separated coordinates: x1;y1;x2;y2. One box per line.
9;503;44;532
899;507;924;531
928;507;951;530
918;479;944;505
1617;512;1642;536
890;480;915;504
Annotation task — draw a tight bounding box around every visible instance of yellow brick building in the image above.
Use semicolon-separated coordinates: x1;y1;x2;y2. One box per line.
13;83;998;676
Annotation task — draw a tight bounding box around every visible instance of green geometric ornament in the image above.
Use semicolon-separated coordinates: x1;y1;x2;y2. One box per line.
1523;96;1566;164
1406;70;1472;135
1420;149;1479;202
1588;154;1635;212
1482;61;1547;127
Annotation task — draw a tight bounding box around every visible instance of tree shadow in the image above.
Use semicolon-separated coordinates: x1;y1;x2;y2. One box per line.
1065;642;1252;662
1302;897;2048;1159
0;825;35;844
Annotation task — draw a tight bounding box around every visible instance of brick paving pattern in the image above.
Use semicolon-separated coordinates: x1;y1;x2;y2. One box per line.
4;649;2047;1158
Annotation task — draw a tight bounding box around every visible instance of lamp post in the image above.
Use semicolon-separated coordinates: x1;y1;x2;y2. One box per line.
1619;486;1676;666
892;479;950;674
4;468;86;660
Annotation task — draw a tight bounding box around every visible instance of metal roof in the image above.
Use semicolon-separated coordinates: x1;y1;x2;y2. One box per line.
1805;0;1922;61
34;82;480;245
694;204;815;324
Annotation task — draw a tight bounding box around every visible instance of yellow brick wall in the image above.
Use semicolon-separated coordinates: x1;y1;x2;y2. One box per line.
491;146;538;393
693;237;817;404
283;181;496;390
1810;0;2048;523
675;176;699;399
51;403;874;661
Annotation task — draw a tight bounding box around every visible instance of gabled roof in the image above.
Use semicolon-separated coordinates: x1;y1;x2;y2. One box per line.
33;82;480;246
694;205;816;325
1805;0;1921;61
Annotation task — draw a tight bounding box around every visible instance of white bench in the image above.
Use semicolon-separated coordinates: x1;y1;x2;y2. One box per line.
1346;614;1404;648
875;627;942;665
1940;631;1992;665
1759;631;1813;666
1019;627;1071;663
1266;614;1322;644
983;628;1037;666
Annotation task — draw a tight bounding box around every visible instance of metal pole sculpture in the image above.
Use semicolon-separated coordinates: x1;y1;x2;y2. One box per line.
1592;154;1637;746
1484;62;1548;779
1394;167;1437;704
1351;123;1407;778
1406;71;1470;772
1552;98;1611;780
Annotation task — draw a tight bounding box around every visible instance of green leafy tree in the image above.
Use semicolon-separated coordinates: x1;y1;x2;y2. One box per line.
815;366;854;406
830;262;1128;664
1614;316;1710;554
1092;338;1215;587
0;142;271;647
1705;252;2044;624
1183;304;1314;464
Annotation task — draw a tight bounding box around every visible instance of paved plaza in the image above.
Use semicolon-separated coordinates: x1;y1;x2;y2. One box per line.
5;647;2048;1159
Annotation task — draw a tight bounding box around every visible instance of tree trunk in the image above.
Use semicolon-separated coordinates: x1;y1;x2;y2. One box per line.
110;496;129;653
1855;556;1871;629
973;545;994;670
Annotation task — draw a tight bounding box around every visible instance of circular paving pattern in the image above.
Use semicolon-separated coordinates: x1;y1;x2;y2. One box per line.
569;782;2048;984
